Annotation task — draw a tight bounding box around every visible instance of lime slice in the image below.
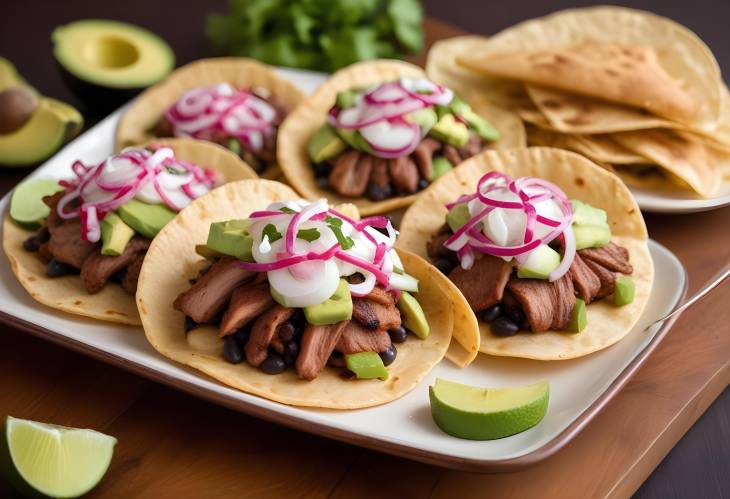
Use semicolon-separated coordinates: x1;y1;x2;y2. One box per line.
9;179;64;230
429;378;549;440
0;416;116;498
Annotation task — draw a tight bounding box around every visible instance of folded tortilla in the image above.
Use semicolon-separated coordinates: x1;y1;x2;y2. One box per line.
398;147;654;360
137;179;478;408
3;138;256;325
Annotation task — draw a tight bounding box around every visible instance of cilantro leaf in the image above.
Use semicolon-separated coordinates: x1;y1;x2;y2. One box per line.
326;216;354;250
297;228;320;241
263;223;283;243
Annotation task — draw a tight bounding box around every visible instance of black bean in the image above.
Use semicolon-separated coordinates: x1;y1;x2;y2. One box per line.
184;316;198;334
317;177;329;188
284;340;299;359
491;317;520;337
480;304;502;323
277;322;296;343
367;184;386;201
328;352;346;367
234;326;251;346
417;179;429;190
23;236;40;252
434;257;456;275
388;326;408;343
260;354;287;374
314;163;331;178
37;227;50;243
46;259;76;278
505;306;525;324
223;335;244;364
379;344;397;366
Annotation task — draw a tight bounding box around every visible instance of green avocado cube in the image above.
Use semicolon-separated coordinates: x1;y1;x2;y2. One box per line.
571;200;608;226
430;156;453;181
430;113;469;148
304;278;353;325
226;137;241;156
397;291;430;339
206;219;253;261
448;96;500;142
446;202;470;233
405;108;438;130
614;277;635;306
308;124;347;163
335;90;359;109
345;352;388;380
100;212;135;256
567;299;587;333
573;225;611;250
195;244;225;260
117;199;177;240
516;244;561;280
335;128;373;153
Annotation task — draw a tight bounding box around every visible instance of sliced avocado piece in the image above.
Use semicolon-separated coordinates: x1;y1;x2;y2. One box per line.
117;199;176;239
9;179;64;230
430;156;453;181
567;299;587;333
345;352;389;380
430;113;469;148
335;90;359;109
206;219;253;261
0;98;83;167
446;202;470;233
571;200;608;226
614;277;635;306
308;124;347;163
304;278;352;325
516;244;561;279
335;128;373;153
195;244;225;260
226;137;241;156
52;20;175;113
397;291;429;339
573;225;611;250
448;96;500;142
405;108;438;131
100;212;135;256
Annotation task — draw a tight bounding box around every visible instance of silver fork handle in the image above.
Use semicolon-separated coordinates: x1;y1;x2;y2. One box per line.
655;261;730;325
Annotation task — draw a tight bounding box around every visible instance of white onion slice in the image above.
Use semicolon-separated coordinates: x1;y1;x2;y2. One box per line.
268;259;340;307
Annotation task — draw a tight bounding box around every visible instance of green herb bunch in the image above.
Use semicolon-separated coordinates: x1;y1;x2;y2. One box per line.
206;0;423;72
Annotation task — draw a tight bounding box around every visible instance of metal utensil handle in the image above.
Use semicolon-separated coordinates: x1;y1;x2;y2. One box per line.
657;262;730;324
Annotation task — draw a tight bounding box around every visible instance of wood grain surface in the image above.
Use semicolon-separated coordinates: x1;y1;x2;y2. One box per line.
1;4;729;498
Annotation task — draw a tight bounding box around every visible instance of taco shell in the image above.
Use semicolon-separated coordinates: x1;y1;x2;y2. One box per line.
3;138;256;325
115;57;306;172
277;59;526;216
398;147;654;360
137;179;464;408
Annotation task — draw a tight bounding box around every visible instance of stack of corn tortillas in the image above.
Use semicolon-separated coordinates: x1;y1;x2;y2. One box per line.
426;6;730;198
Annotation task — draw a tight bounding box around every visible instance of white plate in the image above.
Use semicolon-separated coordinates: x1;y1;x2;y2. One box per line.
631;182;730;214
0;69;689;471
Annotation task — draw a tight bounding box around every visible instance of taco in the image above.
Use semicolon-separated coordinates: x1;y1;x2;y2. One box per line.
116;58;306;179
277;60;525;216
137;179;479;408
398;147;654;360
3;138;256;325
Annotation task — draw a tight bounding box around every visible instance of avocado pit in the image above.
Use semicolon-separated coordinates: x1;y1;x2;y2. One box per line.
0;87;38;134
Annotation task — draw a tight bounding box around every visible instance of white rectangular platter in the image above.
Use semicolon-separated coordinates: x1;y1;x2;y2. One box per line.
0;68;688;471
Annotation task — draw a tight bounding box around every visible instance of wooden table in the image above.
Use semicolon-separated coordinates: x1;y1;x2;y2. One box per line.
1;3;728;498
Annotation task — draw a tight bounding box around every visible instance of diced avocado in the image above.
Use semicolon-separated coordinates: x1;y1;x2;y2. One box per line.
308;124;347;163
430;156;453;181
405;108;438;130
270;286;287;307
206;219;253;261
335;90;358;109
573;225;611;250
304;278;353;325
335;128;373;153
195;244;225;260
429;113;469;148
9;179;64;230
516;244;561;280
567;299;587;333
571;200;608;226
226;137;241;156
446;202;470;232
345;352;388;380
100;212;134;256
117;199;177;239
449;96;500;142
397;291;429;339
614;277;635;306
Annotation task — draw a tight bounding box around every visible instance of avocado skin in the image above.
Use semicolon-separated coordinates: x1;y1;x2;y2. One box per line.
56;62;145;117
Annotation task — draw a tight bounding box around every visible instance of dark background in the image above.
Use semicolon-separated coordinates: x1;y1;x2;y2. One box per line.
1;1;728;497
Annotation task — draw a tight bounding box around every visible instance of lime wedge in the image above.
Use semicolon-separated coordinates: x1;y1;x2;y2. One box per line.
0;416;116;498
429;378;549;440
10;179;64;230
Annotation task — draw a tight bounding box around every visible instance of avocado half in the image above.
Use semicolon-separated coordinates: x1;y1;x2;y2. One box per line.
0;57;83;167
52;20;175;115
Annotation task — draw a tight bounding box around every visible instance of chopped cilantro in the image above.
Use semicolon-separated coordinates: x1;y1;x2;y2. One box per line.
280;207;296;214
263;223;282;243
326;216;354;250
297;228;320;242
